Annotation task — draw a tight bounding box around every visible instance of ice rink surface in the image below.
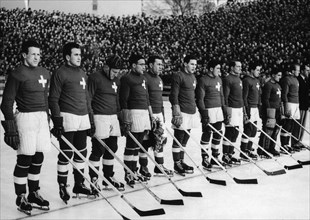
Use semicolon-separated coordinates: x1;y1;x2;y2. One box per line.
1;100;310;220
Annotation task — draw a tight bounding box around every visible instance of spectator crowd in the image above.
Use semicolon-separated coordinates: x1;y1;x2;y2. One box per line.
1;0;310;84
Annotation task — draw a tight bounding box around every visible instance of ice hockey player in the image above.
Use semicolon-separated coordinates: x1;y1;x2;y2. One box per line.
195;59;225;170
49;42;95;203
258;67;282;156
222;60;244;165
169;55;200;176
87;54;125;192
239;61;262;160
139;55;173;179
1;40;50;214
119;54;152;186
279;61;301;153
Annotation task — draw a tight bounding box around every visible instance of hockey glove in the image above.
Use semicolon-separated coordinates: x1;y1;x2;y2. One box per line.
119;109;132;137
151;119;167;152
200;109;210;127
87;113;96;137
222;106;232;125
171;105;183;128
284;102;291;118
1;120;20;150
51;116;64;139
150;115;157;131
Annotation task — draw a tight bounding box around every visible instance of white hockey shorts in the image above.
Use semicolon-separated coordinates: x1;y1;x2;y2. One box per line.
94;114;121;139
61;112;90;132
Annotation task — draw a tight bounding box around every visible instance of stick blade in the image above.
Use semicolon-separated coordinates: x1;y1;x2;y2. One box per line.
298;160;310;165
160;199;184;205
206;177;226;186
284;164;303;170
264;169;286;176
121;215;131;220
179;189;203;197
133;207;165;217
233;177;258;184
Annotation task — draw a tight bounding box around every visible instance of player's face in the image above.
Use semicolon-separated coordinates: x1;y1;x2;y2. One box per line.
134;59;146;75
109;68;121;80
232;61;242;76
253;66;262;78
292;65;300;77
23;47;41;67
150;59;163;75
273;72;282;82
212;64;221;77
185;59;197;74
67;48;81;67
303;65;310;78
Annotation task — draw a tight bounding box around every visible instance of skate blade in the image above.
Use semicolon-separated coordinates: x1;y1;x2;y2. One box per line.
32;205;50;211
72;194;95;199
202;166;212;171
126;183;135;188
174;170;186;176
184;170;194;174
154;173;174;177
17;208;31;216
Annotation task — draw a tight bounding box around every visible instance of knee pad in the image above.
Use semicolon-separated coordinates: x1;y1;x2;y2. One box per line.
32;152;44;164
182;130;190;146
230;127;239;142
201;131;211;144
225;126;238;142
17;155;33;167
104;137;118;160
58;149;73;163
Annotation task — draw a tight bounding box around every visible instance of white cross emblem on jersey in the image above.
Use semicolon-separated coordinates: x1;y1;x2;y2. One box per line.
256;83;260;90
142;80;146;89
193;80;196;89
38;75;47;88
80;77;86;90
112;82;117;93
215;82;221;91
240;82;242;88
276;88;281;98
159;81;163;91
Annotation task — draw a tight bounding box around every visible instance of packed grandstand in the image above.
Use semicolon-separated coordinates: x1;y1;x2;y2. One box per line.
0;0;309;84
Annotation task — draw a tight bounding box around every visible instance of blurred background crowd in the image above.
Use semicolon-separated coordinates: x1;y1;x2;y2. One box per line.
0;0;310;85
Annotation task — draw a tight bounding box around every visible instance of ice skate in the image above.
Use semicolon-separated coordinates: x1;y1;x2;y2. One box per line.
257;148;272;159
181;160;194;174
240;150;257;161
139;166;151;180
125;172;135;188
230;154;241;165
280;145;293;154
222;153;232;167
154;164;174;177
72;182;93;199
291;144;301;152
174;161;186;176
103;176;125;191
210;156;225;169
90;177;101;197
16;194;32;215
201;156;212;171
28;189;50;210
268;148;280;157
59;183;70;204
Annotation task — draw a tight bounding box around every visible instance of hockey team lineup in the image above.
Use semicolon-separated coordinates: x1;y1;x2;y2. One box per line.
0;40;309;220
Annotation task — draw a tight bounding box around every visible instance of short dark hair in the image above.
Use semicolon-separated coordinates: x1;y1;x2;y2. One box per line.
270;66;283;76
21;40;41;54
248;61;262;71
128;53;144;66
207;59;221;69
228;60;240;69
147;55;163;66
63;42;80;61
106;54;123;69
184;55;196;64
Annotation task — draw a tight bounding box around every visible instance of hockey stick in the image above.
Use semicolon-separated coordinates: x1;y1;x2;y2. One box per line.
233;126;286;175
275;124;310;165
60;135;165;217
166;128;226;186
93;135;184;205
127;131;203;197
290;117;310;136
248;121;303;170
51;141;130;220
275;123;310;151
181;127;258;184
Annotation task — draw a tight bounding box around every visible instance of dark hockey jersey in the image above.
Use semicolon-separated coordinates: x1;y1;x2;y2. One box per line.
196;74;224;110
223;74;243;108
49;64;91;116
88;70;120;115
119;71;150;110
280;74;299;104
1;65;50;120
144;71;163;114
169;70;196;114
261;80;282;109
242;76;261;108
